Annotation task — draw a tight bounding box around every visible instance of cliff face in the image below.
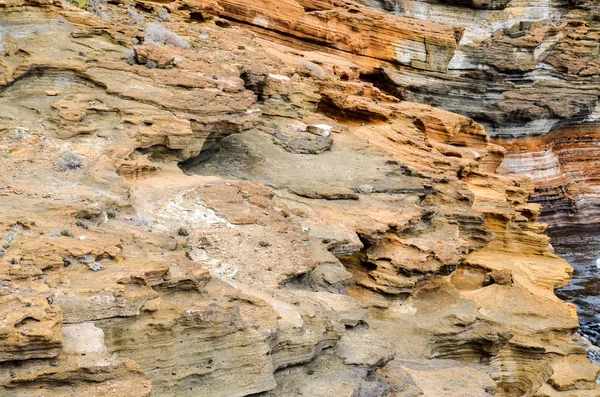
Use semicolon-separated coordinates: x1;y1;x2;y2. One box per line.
0;1;597;397
357;0;600;224
497;122;600;225
362;0;599;137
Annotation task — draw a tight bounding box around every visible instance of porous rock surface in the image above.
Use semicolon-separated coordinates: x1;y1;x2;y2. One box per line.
0;0;598;396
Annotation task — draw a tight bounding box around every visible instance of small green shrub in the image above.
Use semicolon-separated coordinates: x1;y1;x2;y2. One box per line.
67;0;89;10
67;0;109;20
60;229;74;238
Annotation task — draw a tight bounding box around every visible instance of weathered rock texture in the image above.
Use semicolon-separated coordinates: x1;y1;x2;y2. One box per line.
497;122;600;225
0;0;597;396
354;0;600;225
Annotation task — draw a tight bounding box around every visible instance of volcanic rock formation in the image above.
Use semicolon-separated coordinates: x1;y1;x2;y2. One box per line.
0;0;598;396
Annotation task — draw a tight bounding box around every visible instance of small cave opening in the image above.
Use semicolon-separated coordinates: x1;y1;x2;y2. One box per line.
359;68;403;101
178;134;223;171
240;71;268;102
134;3;152;12
279;271;311;290
215;19;232;28
372;0;402;13
178;121;249;174
189;12;207;22
413;118;426;133
335;237;377;281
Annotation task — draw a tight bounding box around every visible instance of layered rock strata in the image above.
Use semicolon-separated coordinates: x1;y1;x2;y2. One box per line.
497;122;600;225
0;1;597;396
353;0;600;224
164;0;464;72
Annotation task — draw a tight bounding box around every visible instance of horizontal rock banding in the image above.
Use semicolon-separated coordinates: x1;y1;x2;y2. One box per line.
497;122;600;225
174;0;463;71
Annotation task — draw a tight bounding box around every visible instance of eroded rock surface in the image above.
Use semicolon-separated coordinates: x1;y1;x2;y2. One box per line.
0;0;597;396
350;0;600;225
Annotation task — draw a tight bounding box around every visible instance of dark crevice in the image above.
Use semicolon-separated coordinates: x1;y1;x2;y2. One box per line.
359;69;404;101
134;3;153;12
240;71;268;102
413;118;426;133
279;271;311;290
189;12;207;22
362;0;401;13
178;121;247;170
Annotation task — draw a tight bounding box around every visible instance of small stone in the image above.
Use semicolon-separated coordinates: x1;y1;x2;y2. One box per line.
484;269;513;286
307;124;332;137
215;19;231;28
88;262;104;272
198;30;210;40
288;122;307;132
336;330;395;366
358;184;373;195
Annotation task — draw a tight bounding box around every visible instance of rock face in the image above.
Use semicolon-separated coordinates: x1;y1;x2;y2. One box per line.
497;122;600;225
347;0;600;228
0;1;598;397
370;8;600;135
181;0;463;71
